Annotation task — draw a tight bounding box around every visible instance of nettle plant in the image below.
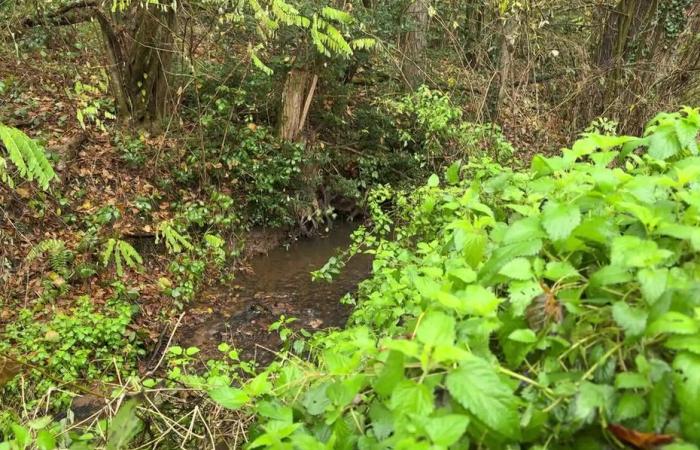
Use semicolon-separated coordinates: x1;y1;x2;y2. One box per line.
208;108;700;448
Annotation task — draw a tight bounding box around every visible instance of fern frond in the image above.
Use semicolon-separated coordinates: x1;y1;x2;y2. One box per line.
26;239;73;275
350;38;376;51
249;43;274;75
156;221;194;254
321;6;353;25
271;0;309;27
102;238;143;277
0;124;56;190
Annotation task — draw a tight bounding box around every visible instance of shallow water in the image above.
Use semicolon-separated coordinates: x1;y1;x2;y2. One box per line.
177;222;371;362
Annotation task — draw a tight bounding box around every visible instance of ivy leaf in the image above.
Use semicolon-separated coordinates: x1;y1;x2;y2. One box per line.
541;201;581;241
612;302;648;337
445;357;520;439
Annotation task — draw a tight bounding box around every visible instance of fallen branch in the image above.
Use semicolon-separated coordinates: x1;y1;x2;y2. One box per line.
22;1;99;28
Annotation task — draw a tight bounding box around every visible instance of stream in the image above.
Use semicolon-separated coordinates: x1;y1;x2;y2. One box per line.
177;223;371;363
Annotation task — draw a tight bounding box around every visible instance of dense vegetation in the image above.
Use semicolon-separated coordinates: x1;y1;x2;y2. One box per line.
0;0;699;448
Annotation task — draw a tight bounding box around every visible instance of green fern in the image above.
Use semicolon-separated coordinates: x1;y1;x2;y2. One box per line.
102;238;143;277
0;123;56;190
26;239;73;276
321;6;353;25
156;221;194;254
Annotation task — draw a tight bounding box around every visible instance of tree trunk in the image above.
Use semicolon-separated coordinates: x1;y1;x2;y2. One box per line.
401;0;429;88
97;4;177;129
279;68;318;142
484;12;515;121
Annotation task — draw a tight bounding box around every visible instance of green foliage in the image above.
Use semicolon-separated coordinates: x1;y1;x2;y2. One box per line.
386;86;515;167
0;123;55;190
25;239;73;277
101;238;143;277
217;107;700;447
0;296;141;411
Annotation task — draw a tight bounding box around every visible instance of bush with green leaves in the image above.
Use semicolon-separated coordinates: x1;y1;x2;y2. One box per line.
0;296;142;413
386;86;515;168
201;107;700;448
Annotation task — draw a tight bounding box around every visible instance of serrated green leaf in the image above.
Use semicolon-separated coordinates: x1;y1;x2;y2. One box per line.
499;257;532;280
445;357;520;439
541;201;581;241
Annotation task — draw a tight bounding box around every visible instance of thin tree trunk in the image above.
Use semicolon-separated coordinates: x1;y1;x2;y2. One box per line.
401;0;429;88
485;12;515;121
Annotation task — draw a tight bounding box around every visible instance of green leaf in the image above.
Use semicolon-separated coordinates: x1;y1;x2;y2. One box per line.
615;372;650;389
461;285;501;316
614;393;646;421
673;353;700;441
427;174;439;187
611;236;673;268
612;302;648;337
574;382;614;423
648;372;673;432
107;399;143;450
301;382;331;415
647;312;699;336
416;311;455;347
508;329;537;343
544;261;580;281
389;380;434;417
36;430;56;450
424;414;469;446
498;257;532;280
10;424;28;450
207;386;250;410
665;335;700;355
445;161;461;185
445;357;520;439
541;201;581;241
648;125;681;160
638;268;668;304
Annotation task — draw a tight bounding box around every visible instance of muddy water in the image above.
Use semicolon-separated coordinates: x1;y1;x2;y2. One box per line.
178;223;371;363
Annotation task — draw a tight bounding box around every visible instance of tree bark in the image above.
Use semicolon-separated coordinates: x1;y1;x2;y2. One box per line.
484;12;515;121
279;68;317;142
22;2;177;129
98;5;177;128
401;0;429;88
